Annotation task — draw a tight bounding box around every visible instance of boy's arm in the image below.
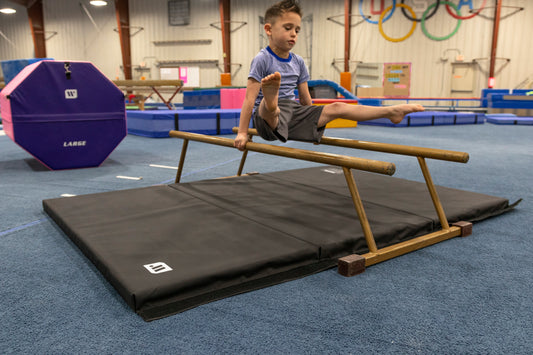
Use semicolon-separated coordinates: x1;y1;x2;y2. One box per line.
297;81;313;106
235;78;261;150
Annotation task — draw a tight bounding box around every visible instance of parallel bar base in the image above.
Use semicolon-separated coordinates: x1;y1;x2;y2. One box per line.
338;225;469;276
364;226;463;266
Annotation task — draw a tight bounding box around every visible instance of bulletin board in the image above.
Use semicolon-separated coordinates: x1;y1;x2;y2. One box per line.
160;66;200;87
383;63;411;97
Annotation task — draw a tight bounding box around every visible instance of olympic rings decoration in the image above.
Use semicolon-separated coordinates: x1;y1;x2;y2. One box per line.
421;1;462;41
400;0;440;23
359;0;397;25
446;0;486;20
359;1;486;42
378;4;417;43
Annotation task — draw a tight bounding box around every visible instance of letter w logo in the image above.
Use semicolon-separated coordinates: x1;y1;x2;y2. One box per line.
65;89;78;99
143;262;173;274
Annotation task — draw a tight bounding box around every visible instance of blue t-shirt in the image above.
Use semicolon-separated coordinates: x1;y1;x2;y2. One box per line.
248;46;310;107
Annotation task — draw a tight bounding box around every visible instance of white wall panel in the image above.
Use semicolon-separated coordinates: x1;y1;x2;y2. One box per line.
42;0;122;79
1;0;532;98
129;0;221;86
231;0;266;85
0;2;34;66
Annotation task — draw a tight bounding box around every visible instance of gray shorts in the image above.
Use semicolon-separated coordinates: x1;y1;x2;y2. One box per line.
253;99;325;143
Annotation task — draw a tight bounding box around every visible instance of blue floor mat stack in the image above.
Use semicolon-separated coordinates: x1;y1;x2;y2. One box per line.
485;113;533;125
358;111;485;127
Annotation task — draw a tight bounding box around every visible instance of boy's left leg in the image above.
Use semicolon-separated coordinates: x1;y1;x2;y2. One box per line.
258;72;282;130
317;102;424;127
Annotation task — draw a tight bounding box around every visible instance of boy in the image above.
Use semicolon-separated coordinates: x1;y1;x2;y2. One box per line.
234;0;424;151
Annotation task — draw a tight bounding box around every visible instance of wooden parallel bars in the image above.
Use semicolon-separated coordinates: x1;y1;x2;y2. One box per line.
233;128;469;163
169;130;395;183
231;128;472;275
169;130;394;266
170;129;472;276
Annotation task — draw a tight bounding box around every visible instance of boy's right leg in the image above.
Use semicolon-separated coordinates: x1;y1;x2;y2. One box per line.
317;102;424;127
258;72;282;130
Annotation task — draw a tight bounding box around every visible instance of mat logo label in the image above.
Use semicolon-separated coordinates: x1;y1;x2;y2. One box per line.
63;141;86;147
144;262;173;274
65;89;78;99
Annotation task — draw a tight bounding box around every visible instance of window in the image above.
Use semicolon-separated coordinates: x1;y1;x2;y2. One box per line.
168;0;190;26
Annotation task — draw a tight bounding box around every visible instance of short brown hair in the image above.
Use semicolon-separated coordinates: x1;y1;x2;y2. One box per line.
264;0;302;24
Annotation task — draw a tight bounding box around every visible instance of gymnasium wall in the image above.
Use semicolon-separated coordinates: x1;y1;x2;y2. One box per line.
0;0;531;97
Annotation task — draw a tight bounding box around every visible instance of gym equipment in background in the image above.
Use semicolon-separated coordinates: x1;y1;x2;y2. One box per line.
0;60;126;170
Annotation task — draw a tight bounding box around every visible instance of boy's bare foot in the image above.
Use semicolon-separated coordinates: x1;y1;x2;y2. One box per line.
262;72;281;113
388;104;425;124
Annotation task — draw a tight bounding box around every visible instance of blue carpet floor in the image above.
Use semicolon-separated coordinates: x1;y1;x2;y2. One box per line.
0;123;531;354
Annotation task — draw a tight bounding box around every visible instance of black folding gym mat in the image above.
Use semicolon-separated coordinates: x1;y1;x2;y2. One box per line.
43;167;514;321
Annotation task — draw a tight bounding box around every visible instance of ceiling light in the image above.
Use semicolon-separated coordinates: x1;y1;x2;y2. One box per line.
0;8;17;14
89;0;108;6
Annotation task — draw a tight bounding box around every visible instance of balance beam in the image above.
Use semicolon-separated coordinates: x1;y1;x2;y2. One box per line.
113;79;183;109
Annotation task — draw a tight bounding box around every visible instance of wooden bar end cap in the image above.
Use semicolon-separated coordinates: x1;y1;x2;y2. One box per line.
452;221;473;237
338;254;366;277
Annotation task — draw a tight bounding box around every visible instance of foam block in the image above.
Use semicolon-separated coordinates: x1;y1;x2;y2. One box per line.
359;111;485;127
183;90;220;109
220;88;246;109
126;109;242;137
312;99;359;128
481;89;510;107
486;114;533;125
0;60;126;170
0;58;53;84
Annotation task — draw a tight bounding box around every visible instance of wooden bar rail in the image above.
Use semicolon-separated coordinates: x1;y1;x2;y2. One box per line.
169;130;396;182
232;128;469;163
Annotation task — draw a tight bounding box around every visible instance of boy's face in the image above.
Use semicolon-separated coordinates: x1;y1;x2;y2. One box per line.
265;11;301;55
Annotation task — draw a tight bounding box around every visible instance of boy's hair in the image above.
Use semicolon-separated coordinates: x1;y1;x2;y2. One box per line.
264;0;302;24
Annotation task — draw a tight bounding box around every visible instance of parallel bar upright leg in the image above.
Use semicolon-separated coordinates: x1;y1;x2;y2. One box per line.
237;134;253;176
175;139;189;183
417;157;450;229
342;167;378;253
237;151;248;176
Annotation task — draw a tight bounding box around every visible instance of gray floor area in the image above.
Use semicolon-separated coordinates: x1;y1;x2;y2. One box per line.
1;122;531;353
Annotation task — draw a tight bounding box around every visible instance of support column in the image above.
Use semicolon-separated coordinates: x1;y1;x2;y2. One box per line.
27;0;46;58
219;0;231;86
115;0;132;80
488;0;502;88
340;0;352;93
